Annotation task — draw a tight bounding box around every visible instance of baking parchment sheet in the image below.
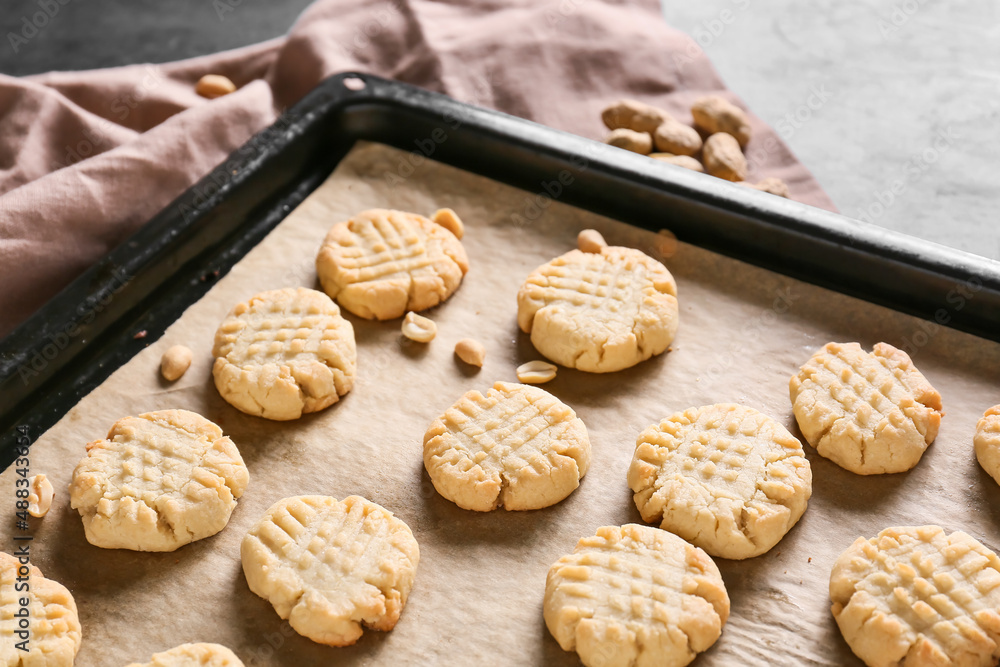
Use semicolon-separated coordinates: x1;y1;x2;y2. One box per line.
4;142;1000;667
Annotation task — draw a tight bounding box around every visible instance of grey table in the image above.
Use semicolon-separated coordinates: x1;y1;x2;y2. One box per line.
661;1;1000;260
1;0;996;260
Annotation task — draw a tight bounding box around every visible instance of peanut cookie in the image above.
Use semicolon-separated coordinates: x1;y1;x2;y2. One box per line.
212;287;356;421
315;208;469;320
628;403;812;559
69;409;249;552
517;247;678;373
423;381;590;511
0;552;81;666
831;525;1000;667
126;643;244;667
241;495;419;647
544;524;729;667
790;342;943;474
975;406;1000;486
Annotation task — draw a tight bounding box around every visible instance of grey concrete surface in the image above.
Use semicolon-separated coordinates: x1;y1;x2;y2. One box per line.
0;0;313;74
0;1;997;260
661;0;1000;260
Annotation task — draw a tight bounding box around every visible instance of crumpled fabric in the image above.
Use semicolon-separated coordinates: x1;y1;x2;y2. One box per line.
0;0;835;337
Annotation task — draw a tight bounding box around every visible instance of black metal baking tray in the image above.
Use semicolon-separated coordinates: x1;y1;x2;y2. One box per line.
1;72;998;469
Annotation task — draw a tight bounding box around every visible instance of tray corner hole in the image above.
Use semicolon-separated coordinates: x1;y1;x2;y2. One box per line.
342;76;366;91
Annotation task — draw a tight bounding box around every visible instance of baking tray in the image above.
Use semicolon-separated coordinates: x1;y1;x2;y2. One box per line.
5;73;1000;667
1;70;998;471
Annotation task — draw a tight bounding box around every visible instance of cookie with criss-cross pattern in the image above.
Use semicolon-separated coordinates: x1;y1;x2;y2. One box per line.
517;246;678;373
125;643;244;667
241;495;419;647
790;342;943;474
544;524;729;667
69;409;249;551
423;381;590;511
628;403;811;559
315;208;469;320
974;406;1000;486
0;552;81;666
831;525;1000;667
212;287;356;421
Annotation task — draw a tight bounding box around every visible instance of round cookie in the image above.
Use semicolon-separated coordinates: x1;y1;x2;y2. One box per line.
212;287;356;421
241;495;419;647
790;341;943;475
69;409;249;552
126;643;244;667
831;525;1000;667
315;208;469;320
0;552;81;666
974;406;1000;486
628;403;812;559
516;246;678;373
544;524;730;667
423;381;591;511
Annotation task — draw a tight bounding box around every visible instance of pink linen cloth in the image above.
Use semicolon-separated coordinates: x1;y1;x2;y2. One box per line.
0;0;836;337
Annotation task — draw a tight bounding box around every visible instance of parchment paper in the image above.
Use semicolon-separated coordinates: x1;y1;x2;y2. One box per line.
4;142;1000;667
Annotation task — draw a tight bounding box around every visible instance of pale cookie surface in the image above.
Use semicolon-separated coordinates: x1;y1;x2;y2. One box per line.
974;406;1000;486
316;208;469;320
241;495;419;647
830;525;1000;667
212;287;356;421
790;342;943;474
0;552;81;666
544;524;730;667
69;409;249;551
517;246;678;373
126;643;244;667
423;381;590;511
628;403;812;559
